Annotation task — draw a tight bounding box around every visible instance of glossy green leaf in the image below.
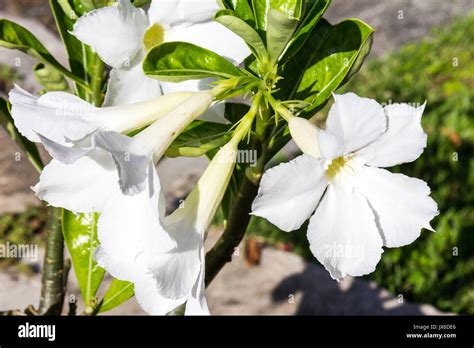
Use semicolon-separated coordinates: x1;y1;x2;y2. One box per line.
166;121;232;157
279;18;374;113
143;42;244;82
252;0;302;30
34;62;70;92
72;0;108;15
62;211;105;307
167;103;249;158
50;0;105;101
99;279;134;313
215;10;267;60
271;0;303;18
0;19;87;88
266;9;299;63
0;97;43;172
282;0;331;61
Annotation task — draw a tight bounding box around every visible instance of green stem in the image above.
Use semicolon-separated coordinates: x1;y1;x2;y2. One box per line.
90;56;105;106
38;207;66;315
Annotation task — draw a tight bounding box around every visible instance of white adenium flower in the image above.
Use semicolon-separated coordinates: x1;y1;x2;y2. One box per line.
251;93;439;280
8;85;192;152
32;90;214;214
72;0;250;122
96;137;242;314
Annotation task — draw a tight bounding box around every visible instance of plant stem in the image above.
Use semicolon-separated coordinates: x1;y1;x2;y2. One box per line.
90;56;105;107
38;207;66;315
205;175;259;286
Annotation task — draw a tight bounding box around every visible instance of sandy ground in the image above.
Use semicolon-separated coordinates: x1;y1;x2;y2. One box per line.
1;0;471;315
0;228;448;315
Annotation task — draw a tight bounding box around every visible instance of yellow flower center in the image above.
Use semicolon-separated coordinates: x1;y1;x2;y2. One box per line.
326;156;351;180
143;24;165;51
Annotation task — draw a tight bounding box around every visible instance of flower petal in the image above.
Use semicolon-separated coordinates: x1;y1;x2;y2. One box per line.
95;168;171;281
92;131;151;195
307;182;384;280
33;152;118;213
165;20;250;64
72;0;148;68
133;254;186;314
184;249;209;315
37;133;92;164
144;216;202;300
103;53;163;107
149;0;219;27
357;103;427;167
356;166;438;248
318;93;387;160
251;154;328;232
9;86;98;143
161;79;229;124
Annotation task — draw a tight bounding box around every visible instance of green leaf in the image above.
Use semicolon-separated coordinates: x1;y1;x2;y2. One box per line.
266;9;299;63
50;0;105;101
252;0;302;30
0;97;43;172
0;19;87;88
62;211;105;307
99;279;134;313
282;0;331;61
166;121;232;157
279;18;375;113
271;0;303;18
215;10;267;60
34;62;70;92
167;103;249;158
72;0;108;15
143;42;244;82
252;0;268;30
234;0;256;24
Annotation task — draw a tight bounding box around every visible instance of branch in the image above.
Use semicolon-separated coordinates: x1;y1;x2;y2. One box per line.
37;207;66;315
205;175;259;286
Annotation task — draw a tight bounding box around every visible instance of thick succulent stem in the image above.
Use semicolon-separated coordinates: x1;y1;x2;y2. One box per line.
205;175;259;286
37;207;66;315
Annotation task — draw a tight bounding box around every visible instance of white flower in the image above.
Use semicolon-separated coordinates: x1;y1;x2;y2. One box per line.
251;93;439;280
72;0;250;122
8;85;192;150
33;90;214;213
96;137;242;315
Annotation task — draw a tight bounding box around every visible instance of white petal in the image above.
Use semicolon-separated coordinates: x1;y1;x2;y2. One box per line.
288;117;321;158
9;86;98;143
72;0;148;68
185;249;209;315
318;93;387;160
165;20;250;64
251;154;328;232
356;166;438;248
161;79;229;124
144;216;202;300
103;53;163;107
95;168;169;281
357;103;428;167
33;152;118;213
92;131;151;195
307;182;384;280
133;255;186;314
37;133;92;164
149;0;219;27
